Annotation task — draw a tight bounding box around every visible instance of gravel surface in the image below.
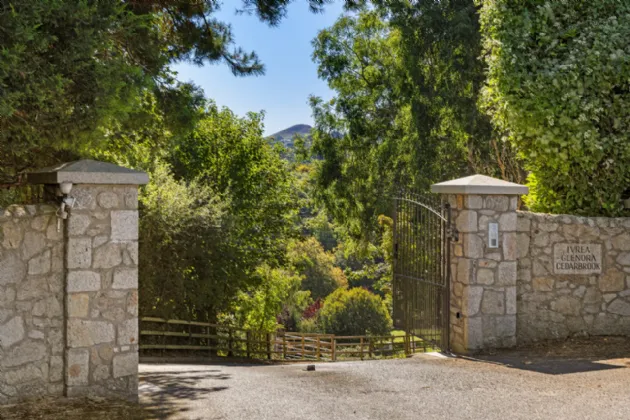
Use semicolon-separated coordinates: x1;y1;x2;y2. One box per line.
139;351;630;420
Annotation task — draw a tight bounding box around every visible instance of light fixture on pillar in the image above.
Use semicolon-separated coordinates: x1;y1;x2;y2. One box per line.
59;181;73;195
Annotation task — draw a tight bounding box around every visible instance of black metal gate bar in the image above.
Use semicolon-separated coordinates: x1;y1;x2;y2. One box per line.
392;191;452;351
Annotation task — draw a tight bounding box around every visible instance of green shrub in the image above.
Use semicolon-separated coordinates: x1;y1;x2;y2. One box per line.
479;0;630;216
318;288;392;336
288;238;347;300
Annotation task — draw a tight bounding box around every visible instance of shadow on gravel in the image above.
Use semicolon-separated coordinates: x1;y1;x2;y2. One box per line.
471;336;630;375
140;369;231;419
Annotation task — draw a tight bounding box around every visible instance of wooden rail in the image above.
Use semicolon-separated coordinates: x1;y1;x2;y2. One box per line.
140;317;430;362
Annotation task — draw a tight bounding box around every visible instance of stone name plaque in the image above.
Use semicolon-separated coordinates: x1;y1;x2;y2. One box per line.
553;243;602;275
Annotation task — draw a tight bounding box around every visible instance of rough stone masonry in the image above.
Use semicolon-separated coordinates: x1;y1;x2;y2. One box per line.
432;174;630;354
0;160;147;403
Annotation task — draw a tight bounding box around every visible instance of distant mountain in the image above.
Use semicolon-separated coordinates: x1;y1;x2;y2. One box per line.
267;124;313;149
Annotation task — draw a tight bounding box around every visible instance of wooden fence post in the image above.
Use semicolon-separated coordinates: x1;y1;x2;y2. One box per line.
316;336;321;361
332;336;337;362
246;331;251;359
267;333;271;360
282;333;287;359
301;335;305;360
360;337;364;360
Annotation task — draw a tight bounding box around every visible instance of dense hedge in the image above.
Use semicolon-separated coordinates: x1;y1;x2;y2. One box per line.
480;0;630;215
318;288;392;336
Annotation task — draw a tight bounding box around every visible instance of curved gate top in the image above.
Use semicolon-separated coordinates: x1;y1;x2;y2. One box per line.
392;191;455;351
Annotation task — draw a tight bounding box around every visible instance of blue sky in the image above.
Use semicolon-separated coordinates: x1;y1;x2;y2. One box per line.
173;2;346;136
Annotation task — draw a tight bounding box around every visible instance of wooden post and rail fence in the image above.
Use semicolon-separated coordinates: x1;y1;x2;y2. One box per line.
139;317;431;362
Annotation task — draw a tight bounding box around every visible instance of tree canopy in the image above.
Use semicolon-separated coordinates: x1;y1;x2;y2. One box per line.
479;0;630;215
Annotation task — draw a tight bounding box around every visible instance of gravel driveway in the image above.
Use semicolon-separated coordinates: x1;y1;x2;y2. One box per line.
139;351;630;420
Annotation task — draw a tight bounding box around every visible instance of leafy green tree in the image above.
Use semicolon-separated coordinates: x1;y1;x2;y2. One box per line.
288;237;347;300
479;0;630;215
169;103;299;270
318;287;392;336
232;265;309;332
310;7;524;241
102;103;298;322
0;0;354;179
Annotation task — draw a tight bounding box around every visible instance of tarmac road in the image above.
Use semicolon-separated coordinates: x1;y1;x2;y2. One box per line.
139;353;630;420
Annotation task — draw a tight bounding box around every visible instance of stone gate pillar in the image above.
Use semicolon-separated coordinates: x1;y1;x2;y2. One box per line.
432;175;528;354
28;160;148;399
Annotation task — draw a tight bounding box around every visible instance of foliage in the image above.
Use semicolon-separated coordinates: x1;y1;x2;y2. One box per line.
137;161;226;319
310;7;524;241
232;265;308;332
288;237;348;300
102;103;299;322
170;103;299;271
318;287;393;336
479;0;630;215
0;0;352;179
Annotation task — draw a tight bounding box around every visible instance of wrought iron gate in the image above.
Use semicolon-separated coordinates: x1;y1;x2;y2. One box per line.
392;192;455;351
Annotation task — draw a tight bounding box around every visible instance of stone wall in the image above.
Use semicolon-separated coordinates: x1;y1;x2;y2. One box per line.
0;183;141;403
0;204;65;403
516;211;630;343
65;185;139;398
448;194;519;353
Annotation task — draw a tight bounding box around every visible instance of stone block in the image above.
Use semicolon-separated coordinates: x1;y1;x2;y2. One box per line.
126;242;138;265
617;253;630;266
498;213;517;232
533;233;549;247
502;233;517;260
93;365;111;382
17;276;47;300
67;271;101;292
4;364;46;386
496;315;516;338
516;233;530;259
28;250;51;275
112;268;138;289
599;269;625;292
0;316;24;350
67;348;89;386
463;234;483;259
1;340;47;367
30;215;50;232
68;294;90;318
465;195;482;210
118;319;138;345
111;211;138;241
497;262;517;286
611;233;630;251
484;196;509;212
67;237;92;269
68;214;91;236
481;290;505;315
0;252;26;285
466;317;483;350
532;277;554;292
113;352;138;378
607;299;630;316
2;222;23;249
50;355;64;382
457;259;473;285
456;210;478;233
505;287;517;315
93;243;122;269
517;217;531;232
476;268;494;285
67;320;115;347
21;231;46;260
98;192;119;209
552;296;581;316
